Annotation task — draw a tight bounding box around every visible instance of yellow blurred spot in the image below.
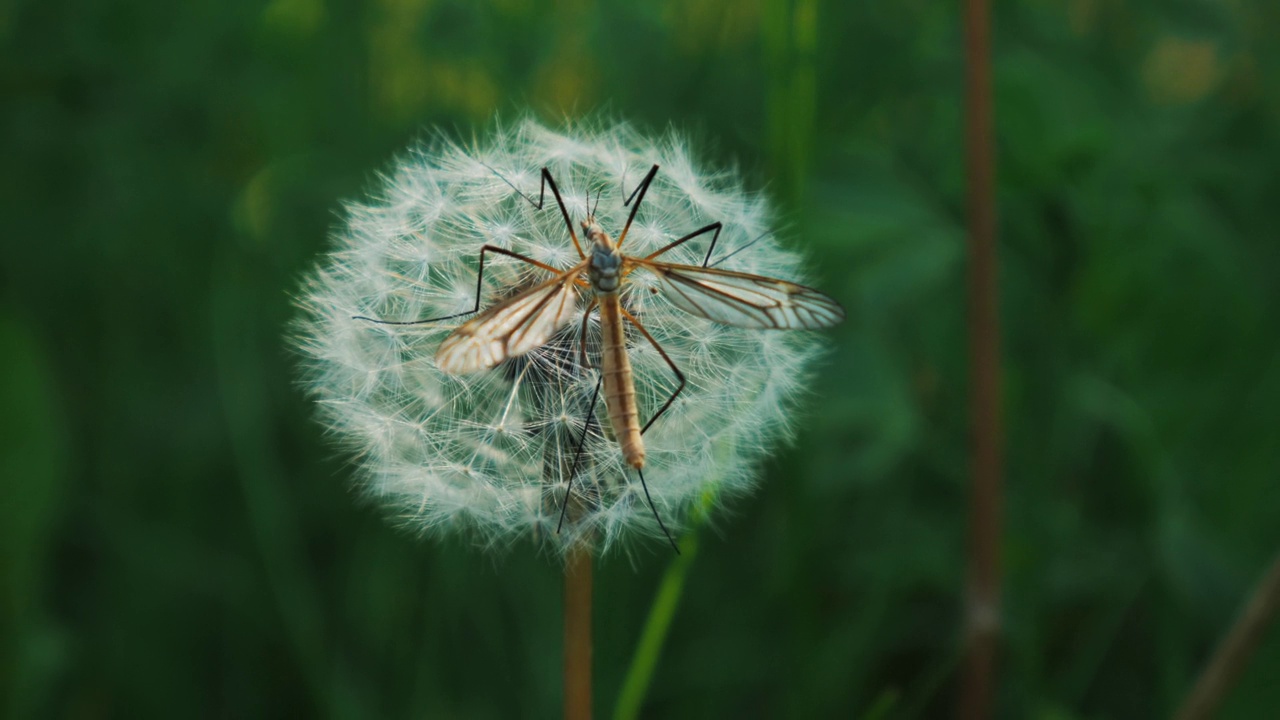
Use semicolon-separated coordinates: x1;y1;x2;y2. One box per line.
491;0;532;15
531;0;597;113
429;62;499;119
1067;0;1096;35
663;0;759;54
368;0;497;122
793;0;816;53
1142;37;1221;105
535;50;597;115
262;0;326;38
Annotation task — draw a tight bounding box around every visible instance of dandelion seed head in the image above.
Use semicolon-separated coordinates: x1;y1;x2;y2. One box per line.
295;118;830;555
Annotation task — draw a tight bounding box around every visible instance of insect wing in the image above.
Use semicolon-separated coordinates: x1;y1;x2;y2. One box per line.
634;259;845;330
436;264;586;373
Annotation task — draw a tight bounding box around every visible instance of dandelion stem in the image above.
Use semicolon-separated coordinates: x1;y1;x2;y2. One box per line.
959;0;1003;716
564;543;593;720
1175;550;1280;720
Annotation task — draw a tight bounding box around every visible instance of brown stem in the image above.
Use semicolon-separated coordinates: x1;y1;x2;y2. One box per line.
564;543;593;720
1175;550;1280;720
958;0;1003;717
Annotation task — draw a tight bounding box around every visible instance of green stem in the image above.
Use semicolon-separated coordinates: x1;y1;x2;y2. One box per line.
613;491;715;720
763;0;819;207
612;532;700;720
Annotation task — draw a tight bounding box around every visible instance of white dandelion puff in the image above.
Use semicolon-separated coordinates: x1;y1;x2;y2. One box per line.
294;118;842;555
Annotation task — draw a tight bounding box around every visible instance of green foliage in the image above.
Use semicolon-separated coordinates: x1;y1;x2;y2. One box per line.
3;0;1279;716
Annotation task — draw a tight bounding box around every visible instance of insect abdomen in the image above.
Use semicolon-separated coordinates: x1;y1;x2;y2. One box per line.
599;294;644;469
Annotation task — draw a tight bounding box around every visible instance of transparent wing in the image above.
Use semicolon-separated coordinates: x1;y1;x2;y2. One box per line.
436;261;587;373
631;258;845;329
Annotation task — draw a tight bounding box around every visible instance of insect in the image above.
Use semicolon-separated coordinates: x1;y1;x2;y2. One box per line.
356;164;845;550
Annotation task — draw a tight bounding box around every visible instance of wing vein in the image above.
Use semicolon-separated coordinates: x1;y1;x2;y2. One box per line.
435;260;588;373
630;258;844;330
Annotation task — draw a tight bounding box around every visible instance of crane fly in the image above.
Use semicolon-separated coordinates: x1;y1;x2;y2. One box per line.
355;164;845;550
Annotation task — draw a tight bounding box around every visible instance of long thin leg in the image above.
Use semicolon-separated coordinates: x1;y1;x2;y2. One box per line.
578;298;598;371
616;164;660;248
556;299;599;533
636;468;679;553
707;230;768;269
482;163;584;258
558;308;682;554
620;307;686;434
642;221;723;268
623;308;684;554
352;244;556;325
557;374;603;534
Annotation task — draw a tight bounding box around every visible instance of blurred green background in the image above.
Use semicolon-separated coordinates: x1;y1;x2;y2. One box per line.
4;0;1280;717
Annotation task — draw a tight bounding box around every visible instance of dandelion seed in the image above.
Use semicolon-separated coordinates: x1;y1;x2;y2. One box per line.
294;118;840;555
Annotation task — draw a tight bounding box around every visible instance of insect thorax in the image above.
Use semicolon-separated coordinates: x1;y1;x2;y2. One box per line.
587;229;622;295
